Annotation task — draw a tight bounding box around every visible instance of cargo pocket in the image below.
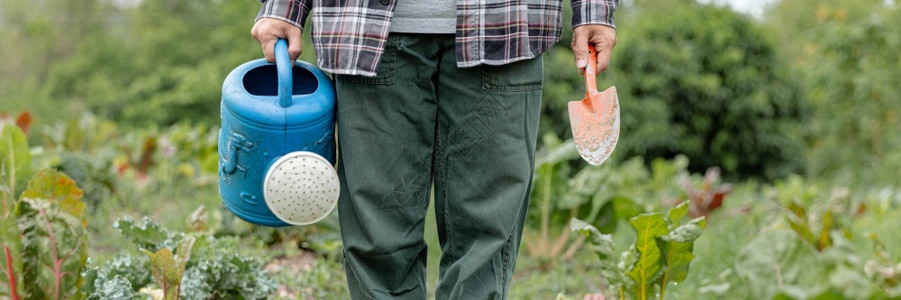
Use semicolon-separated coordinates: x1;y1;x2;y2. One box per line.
482;57;544;92
335;35;399;85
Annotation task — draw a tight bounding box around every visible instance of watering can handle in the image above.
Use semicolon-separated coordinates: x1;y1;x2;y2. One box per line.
275;39;293;108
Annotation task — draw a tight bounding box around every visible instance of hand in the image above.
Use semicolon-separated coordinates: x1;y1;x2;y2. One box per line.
571;24;617;75
250;17;303;63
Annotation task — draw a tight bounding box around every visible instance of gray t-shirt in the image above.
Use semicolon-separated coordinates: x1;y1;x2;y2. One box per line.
390;0;456;34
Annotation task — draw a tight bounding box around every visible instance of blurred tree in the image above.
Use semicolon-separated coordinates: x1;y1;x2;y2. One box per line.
765;0;901;184
1;0;317;127
0;0;113;117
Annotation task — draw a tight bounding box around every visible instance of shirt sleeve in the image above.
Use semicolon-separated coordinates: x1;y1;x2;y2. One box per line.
256;0;312;32
571;0;619;29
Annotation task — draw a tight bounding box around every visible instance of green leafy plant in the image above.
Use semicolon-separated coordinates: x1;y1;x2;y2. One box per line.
82;266;135;300
116;136;158;180
678;167;732;219
571;202;705;299
525;134;693;270
866;234;901;296
524;134;585;269
1;168;89;300
768;175;859;251
141;235;195;300
0;112;32;134
1;123;33;207
735;229;900;299
734;175;901;299
54;152;119;213
767;0;901;185
84;216;277;299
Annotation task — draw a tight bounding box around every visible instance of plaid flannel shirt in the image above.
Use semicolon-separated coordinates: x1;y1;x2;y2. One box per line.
257;0;618;77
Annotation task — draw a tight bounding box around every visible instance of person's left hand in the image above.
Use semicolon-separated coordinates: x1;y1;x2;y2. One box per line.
571;24;617;75
251;17;303;63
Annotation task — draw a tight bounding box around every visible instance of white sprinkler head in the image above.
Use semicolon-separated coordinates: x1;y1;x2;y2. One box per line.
263;151;339;225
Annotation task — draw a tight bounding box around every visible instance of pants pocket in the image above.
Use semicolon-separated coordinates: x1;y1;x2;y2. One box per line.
481;57;544;92
335;35;400;85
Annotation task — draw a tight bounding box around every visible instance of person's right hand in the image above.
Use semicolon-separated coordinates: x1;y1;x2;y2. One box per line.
250;17;303;63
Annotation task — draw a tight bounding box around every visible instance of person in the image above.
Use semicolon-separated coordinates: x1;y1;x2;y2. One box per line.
251;0;617;298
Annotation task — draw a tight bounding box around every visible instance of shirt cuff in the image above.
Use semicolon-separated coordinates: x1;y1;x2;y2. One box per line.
571;0;619;29
255;0;309;32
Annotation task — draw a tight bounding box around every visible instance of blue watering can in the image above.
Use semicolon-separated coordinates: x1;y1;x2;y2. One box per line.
219;39;338;227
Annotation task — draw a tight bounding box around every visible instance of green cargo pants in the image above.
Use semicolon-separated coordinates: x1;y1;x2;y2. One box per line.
334;33;542;299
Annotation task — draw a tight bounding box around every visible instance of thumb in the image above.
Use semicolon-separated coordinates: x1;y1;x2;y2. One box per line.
571;30;591;73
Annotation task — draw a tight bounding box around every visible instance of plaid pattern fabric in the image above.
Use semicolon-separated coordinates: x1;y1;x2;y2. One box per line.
257;0;618;76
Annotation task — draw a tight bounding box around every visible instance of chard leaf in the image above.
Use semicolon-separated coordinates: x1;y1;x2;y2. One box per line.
560;167;602;209
657;240;694;287
666;221;705;243
20;169;86;219
689;216;707;229
20;197;88;300
141;235;195;300
141;248;179;300
115;217;184;252
18;169;88;299
0;123;32;199
667;201;689;229
175;235;195;270
816;210;834;251
101;254;152;290
657;220;705;287
786;202;815;246
83;267;134;300
19;199;48;300
535;134;579;167
1;207;22;298
619;245;637;283
571;218;622;286
735;230;826;299
628;213;668;299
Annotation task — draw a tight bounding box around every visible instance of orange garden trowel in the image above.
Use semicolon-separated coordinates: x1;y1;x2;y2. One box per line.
568;46;620;166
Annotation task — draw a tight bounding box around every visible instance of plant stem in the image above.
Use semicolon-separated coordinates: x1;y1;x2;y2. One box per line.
659;241;676;300
562;235;586;260
5;135;16;210
540;166;553;250
659;275;667;300
4;246;19;300
38;208;62;300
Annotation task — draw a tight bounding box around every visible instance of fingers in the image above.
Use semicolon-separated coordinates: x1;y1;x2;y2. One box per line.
260;39;276;63
251;17;303;63
287;27;303;62
595;43;612;73
572;25;617;75
571;28;591;75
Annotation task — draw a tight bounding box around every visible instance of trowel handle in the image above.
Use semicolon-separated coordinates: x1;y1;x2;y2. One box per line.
275;38;293;108
584;45;598;98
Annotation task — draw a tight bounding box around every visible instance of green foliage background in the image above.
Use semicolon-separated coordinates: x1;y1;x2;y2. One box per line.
2;0;901;298
2;0;899;184
0;0;315;127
